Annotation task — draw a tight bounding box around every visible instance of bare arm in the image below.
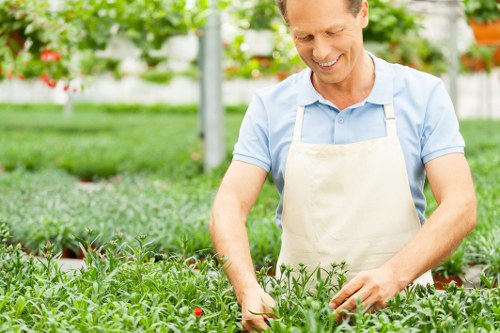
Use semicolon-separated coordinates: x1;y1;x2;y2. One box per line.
383;152;477;284
209;160;275;330
331;153;477;312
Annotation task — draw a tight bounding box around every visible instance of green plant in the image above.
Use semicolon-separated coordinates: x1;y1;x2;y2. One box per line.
463;0;500;23
460;43;496;73
375;33;448;75
0;0;79;82
1;231;499;332
140;69;175;85
364;0;421;44
233;0;279;31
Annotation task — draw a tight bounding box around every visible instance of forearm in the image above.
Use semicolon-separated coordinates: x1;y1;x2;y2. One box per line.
209;197;260;303
383;192;477;288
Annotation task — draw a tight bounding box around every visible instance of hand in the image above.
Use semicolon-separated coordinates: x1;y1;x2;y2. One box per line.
329;267;404;319
240;287;276;332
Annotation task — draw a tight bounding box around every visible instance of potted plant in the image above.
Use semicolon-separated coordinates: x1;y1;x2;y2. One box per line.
460;43;496;72
235;0;279;57
463;0;500;45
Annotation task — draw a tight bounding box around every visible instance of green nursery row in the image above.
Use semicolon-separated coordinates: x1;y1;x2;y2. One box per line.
1;228;499;332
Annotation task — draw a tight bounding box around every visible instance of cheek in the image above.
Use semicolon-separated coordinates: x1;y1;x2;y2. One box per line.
294;43;312;57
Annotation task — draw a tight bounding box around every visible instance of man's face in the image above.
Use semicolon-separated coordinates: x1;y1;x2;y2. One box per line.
287;0;368;87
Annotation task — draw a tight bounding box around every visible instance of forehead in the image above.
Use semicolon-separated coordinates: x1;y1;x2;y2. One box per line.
286;0;352;31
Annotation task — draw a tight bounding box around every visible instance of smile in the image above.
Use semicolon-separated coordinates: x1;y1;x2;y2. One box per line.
318;55;340;67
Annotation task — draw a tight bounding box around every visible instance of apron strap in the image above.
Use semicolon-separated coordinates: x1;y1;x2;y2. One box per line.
293;105;305;142
383;104;397;137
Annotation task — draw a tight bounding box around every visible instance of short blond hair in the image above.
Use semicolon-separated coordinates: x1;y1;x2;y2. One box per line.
276;0;363;23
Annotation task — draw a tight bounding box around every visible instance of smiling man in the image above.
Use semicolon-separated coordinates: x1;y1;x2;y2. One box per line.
209;0;477;330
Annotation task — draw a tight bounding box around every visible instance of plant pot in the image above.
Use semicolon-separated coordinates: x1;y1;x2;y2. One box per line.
165;33;199;61
460;53;489;72
469;19;500;46
495;47;500;66
433;274;464;290
245;29;275;57
95;34;141;60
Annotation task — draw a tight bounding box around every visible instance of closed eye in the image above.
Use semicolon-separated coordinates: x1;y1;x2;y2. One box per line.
295;35;313;42
326;29;343;37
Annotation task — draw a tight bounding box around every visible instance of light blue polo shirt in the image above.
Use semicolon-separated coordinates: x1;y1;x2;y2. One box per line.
233;53;465;224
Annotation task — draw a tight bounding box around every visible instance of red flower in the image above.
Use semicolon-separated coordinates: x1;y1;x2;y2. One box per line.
40;50;62;62
6;72;14;79
17;74;25;80
193;307;203;317
40;74;56;88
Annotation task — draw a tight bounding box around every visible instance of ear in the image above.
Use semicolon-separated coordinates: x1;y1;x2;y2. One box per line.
360;0;369;28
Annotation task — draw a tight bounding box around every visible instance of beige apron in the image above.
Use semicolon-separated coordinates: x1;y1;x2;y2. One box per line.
277;104;433;286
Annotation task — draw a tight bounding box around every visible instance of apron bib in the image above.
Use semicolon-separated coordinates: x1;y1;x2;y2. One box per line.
277;104;433;286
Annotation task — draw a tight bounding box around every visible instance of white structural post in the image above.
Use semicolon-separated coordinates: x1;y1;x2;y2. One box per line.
201;0;225;171
447;0;459;111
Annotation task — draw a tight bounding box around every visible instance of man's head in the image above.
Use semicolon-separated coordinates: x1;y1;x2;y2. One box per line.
276;0;364;24
280;0;370;90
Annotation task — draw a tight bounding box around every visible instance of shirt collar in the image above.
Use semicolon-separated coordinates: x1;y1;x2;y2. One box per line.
296;52;395;107
366;53;394;105
297;68;321;106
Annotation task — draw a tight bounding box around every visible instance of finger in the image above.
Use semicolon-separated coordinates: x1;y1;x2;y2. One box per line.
330;279;363;309
334;290;368;314
242;317;269;332
362;302;375;314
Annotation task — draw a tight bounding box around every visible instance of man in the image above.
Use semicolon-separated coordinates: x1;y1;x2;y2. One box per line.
209;0;477;330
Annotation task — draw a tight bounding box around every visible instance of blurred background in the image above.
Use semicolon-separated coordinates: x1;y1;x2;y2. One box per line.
1;0;499;117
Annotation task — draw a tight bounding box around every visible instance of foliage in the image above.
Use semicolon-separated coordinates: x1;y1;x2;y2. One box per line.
460;44;497;73
0;229;499;331
0;0;220;83
0;0;78;82
364;0;421;44
232;0;280;31
375;33;448;75
463;0;500;24
224;32;303;80
60;0;209;53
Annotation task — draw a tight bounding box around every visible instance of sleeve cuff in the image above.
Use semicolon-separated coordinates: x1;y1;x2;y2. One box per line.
232;154;271;173
422;147;465;164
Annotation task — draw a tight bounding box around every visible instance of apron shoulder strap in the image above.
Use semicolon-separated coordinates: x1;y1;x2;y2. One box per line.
293;106;305;142
383;104;397;137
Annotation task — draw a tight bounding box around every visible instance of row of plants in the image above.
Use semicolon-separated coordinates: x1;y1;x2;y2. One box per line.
1;225;499;332
0;105;498;282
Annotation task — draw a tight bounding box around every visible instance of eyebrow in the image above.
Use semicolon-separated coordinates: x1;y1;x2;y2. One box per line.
292;24;345;35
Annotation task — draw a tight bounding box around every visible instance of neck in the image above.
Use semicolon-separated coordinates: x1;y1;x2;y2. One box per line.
313;52;375;110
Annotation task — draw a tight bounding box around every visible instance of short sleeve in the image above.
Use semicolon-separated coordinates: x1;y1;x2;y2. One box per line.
421;80;465;164
232;94;272;172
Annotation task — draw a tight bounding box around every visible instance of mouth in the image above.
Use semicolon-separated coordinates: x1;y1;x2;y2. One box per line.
317;55;341;68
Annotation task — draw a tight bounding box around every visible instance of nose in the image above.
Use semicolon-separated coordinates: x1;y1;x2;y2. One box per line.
312;36;330;61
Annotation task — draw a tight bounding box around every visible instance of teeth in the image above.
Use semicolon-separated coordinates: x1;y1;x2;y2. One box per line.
319;56;339;67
